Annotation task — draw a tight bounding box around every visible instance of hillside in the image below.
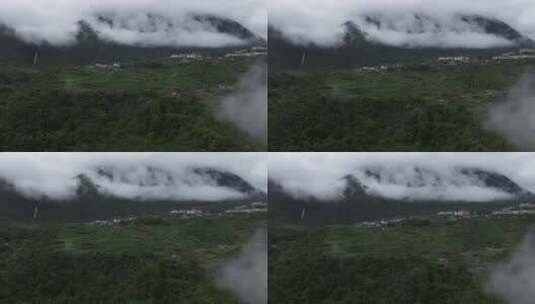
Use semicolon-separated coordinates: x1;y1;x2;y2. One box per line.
269;14;533;68
0;14;263;66
0;166;266;222
0;54;265;151
269;215;533;303
269;166;532;225
268;57;532;151
0;214;264;303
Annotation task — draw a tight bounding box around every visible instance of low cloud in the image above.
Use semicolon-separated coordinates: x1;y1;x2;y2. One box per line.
269;153;535;202
216;63;267;144
217;226;267;304
353;13;513;49
0;0;266;47
269;0;535;48
486;72;535;151
490;229;535;304
0;153;267;202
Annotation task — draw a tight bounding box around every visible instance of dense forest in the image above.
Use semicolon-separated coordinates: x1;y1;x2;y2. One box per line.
269;215;534;303
0;215;264;303
269;61;532;151
0;58;263;151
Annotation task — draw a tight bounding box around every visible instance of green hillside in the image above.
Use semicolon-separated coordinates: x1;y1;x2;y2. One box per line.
0;57;264;151
0;214;264;303
269;215;535;303
269;60;533;151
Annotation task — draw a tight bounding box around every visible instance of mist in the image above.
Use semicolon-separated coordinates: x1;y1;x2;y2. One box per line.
269;153;535;202
490;229;535;304
215;63;267;144
0;0;266;47
217;226;267;304
269;0;535;48
486;72;535;151
0;153;267;202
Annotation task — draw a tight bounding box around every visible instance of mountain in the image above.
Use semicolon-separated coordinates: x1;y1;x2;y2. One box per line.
94;13;259;43
0;167;265;222
0;14;261;65
270;14;534;68
353;166;528;196
269;167;532;225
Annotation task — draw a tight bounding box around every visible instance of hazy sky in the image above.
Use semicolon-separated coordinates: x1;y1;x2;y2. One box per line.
269;153;535;202
269;0;535;47
0;153;267;202
0;0;266;47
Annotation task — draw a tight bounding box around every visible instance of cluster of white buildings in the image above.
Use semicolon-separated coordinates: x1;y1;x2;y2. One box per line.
435;49;535;66
224;47;267;58
493;49;535;61
87;202;267;226
356;217;406;228
492;203;535;216
437;56;472;65
169;53;205;62
225;202;267;215
169;208;204;218
88;216;137;227
437;209;472;218
168;202;267;218
354;64;403;73
94;62;121;70
169;47;267;63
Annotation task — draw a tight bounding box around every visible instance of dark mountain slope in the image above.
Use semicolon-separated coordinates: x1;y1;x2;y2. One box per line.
269;167;532;225
0;14;260;66
0;167;265;222
270;14;534;68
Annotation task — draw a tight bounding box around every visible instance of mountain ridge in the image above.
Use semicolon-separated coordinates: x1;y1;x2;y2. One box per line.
0;14;263;65
0;167;265;221
269;167;532;225
270;14;534;68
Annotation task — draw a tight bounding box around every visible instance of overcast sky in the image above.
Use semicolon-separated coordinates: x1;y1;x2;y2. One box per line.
269;0;535;48
269;153;535;202
0;0;266;47
0;153;267;202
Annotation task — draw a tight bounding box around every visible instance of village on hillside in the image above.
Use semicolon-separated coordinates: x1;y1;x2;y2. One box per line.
353;202;535;229
90;45;267;71
353;49;535;74
87;201;267;227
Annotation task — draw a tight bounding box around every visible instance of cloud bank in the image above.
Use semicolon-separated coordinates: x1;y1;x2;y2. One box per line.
216;63;267;144
490;229;535;304
486;72;535;150
269;0;535;48
217;226;267;304
269;153;535;202
0;0;266;47
0;153;267;202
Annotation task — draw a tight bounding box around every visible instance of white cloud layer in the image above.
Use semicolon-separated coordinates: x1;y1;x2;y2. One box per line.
269;0;535;48
0;153;267;202
269;153;535;202
486;72;535;150
0;0;266;47
216;63;267;144
491;230;535;304
217;226;267;304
